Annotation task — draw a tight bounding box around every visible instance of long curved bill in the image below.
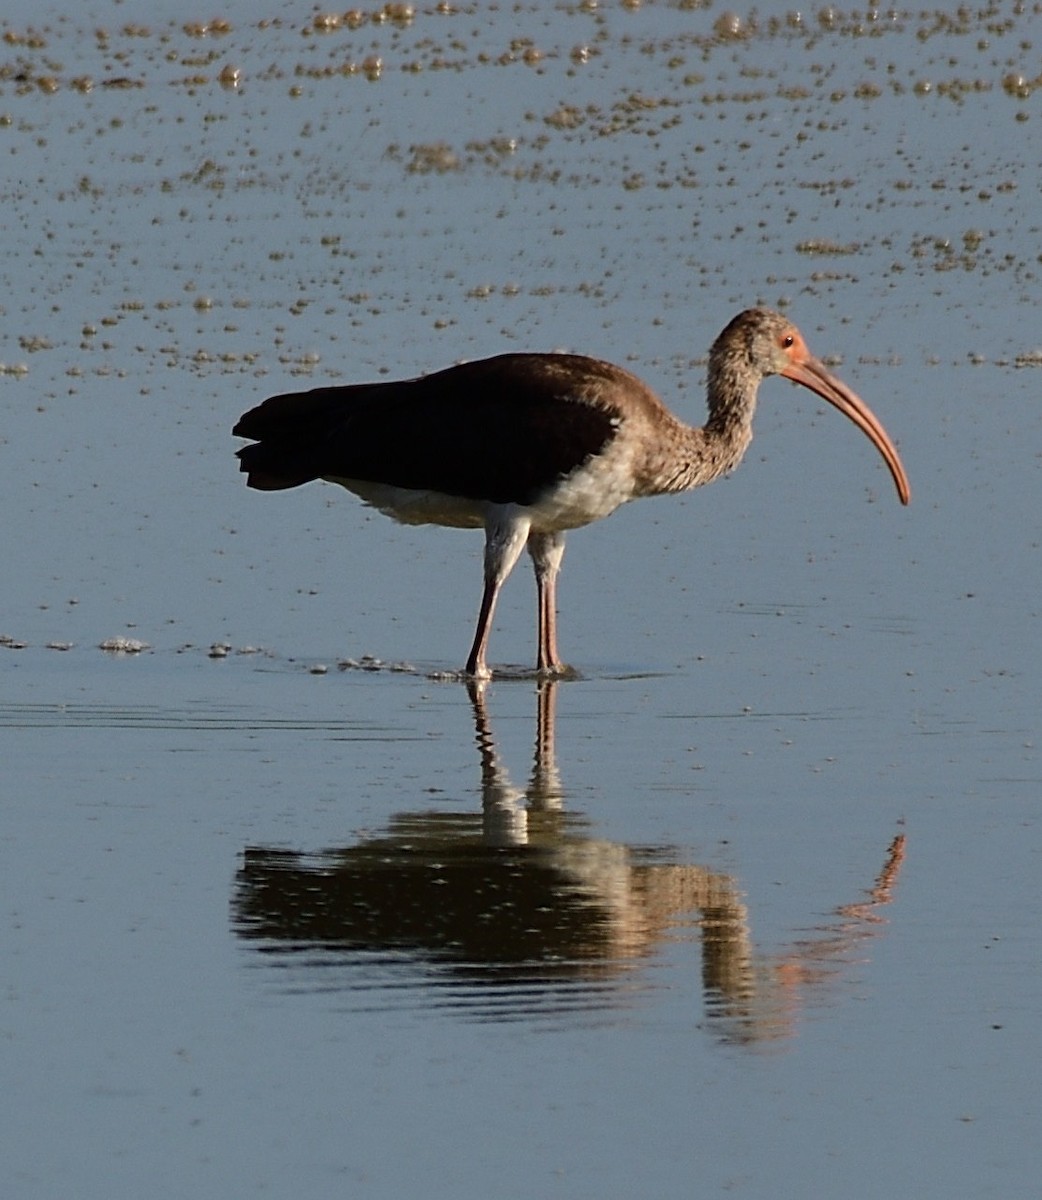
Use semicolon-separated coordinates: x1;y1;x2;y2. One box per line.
782;355;911;505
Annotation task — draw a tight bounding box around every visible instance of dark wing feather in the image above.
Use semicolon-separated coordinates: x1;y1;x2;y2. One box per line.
234;353;623;505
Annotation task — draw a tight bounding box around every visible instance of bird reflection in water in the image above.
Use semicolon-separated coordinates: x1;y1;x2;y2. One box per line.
233;683;905;1041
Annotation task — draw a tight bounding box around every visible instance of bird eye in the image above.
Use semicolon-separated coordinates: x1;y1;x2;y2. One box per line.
782;334;794;349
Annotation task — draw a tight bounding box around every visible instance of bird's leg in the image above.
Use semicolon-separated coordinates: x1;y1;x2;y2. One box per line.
465;578;501;680
527;530;567;674
465;514;531;679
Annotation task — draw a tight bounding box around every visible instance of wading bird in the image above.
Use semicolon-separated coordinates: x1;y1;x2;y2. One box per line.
234;308;910;679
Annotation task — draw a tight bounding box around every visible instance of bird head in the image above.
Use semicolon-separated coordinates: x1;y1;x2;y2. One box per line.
710;308;910;505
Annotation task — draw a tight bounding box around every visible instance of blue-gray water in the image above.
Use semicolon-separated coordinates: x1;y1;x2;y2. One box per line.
2;3;1040;1197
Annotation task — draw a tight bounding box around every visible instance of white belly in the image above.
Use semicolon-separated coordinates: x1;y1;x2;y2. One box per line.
523;450;636;530
324;441;637;533
324;477;487;528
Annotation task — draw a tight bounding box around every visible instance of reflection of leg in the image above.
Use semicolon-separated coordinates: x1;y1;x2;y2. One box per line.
530;680;564;810
528;530;566;673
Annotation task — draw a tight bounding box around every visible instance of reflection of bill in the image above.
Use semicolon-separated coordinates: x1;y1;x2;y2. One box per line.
702;832;905;1045
233;682;905;1041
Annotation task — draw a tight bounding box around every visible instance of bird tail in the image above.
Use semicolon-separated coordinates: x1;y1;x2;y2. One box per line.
233;387;354;490
235;443;317;490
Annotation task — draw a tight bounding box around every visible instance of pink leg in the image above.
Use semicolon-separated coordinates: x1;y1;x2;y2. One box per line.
465;516;530;679
528;531;566;674
465;575;500;680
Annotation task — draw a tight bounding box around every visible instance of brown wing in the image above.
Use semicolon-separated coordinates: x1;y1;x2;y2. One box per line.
234;353;624;505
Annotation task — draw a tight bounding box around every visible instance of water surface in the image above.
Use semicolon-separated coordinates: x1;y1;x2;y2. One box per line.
2;3;1040;1197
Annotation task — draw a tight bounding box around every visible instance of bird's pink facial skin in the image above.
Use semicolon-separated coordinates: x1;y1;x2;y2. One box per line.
778;333;911;505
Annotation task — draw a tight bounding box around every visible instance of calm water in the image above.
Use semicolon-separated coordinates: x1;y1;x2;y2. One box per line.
2;3;1040;1197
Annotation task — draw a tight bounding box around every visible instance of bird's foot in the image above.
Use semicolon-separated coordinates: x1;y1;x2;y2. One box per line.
536;662;581;682
450;661;581;684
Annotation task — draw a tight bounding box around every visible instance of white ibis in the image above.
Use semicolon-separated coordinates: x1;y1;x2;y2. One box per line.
234;308;910;679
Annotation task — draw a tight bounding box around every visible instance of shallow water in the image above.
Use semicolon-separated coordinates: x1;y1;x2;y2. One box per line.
3;3;1041;1197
